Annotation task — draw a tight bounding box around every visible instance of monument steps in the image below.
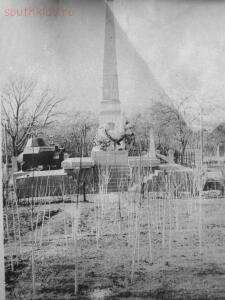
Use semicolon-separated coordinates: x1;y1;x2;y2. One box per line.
98;165;130;193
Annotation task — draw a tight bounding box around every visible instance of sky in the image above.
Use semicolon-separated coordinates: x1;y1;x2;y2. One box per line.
1;0;225;130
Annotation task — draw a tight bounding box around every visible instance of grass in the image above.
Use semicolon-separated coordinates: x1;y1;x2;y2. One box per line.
4;163;225;299
4;194;225;299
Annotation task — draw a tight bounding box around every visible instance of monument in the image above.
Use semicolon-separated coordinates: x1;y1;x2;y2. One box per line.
90;0;131;192
92;0;128;156
62;0;160;193
100;0;123;133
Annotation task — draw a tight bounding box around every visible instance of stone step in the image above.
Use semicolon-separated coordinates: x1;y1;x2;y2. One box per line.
97;165;130;192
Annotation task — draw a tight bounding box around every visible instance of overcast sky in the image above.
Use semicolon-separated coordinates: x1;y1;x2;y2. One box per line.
1;0;225;130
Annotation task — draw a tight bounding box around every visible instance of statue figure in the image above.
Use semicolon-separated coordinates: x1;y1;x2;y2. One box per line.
93;121;135;152
92;124;112;151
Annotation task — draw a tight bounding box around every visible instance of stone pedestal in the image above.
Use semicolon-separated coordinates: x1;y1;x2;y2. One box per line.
91;150;129;192
91;150;128;166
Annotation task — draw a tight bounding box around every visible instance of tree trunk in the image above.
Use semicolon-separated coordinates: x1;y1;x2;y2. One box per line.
12;137;17;157
180;141;187;165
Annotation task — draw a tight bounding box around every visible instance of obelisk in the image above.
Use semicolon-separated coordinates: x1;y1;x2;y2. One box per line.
99;0;123;133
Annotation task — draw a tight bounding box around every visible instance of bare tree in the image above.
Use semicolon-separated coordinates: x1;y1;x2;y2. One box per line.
47;111;98;158
1;78;64;156
151;101;193;164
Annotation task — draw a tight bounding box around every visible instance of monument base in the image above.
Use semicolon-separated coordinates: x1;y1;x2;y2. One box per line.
128;156;160;168
91;150;128;166
61;152;162;193
91;150;130;192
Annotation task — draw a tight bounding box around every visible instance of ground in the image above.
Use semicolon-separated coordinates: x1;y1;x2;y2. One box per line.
4;193;225;299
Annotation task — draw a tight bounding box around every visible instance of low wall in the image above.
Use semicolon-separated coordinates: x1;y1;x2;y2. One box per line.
15;173;76;199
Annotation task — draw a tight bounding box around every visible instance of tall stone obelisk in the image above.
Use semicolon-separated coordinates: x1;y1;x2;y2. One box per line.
100;0;123;133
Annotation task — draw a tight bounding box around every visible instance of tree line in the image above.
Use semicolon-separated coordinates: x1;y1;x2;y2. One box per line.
1;78;225;163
